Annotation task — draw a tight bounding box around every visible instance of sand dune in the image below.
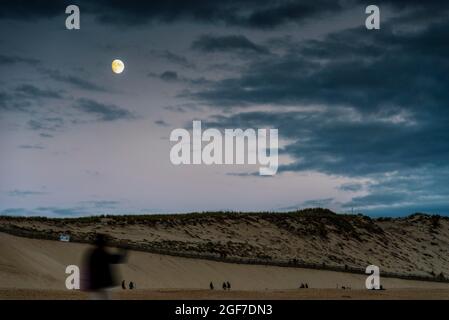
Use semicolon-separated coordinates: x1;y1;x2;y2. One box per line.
1;210;448;279
1;232;449;296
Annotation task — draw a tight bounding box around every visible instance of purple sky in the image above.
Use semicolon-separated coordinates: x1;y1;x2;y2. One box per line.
1;1;448;217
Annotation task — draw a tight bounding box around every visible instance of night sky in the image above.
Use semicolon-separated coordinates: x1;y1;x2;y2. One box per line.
1;0;448;217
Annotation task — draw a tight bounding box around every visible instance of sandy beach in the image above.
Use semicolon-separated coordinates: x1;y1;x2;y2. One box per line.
1;232;448;299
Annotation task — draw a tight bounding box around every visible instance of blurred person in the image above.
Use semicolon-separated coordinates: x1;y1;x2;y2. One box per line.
83;234;127;299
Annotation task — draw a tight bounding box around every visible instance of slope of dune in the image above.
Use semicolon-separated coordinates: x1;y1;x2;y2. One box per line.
1;231;449;294
0;209;448;280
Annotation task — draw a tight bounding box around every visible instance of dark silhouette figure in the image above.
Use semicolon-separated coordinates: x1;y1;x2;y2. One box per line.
226;281;231;290
222;282;227;290
84;234;127;299
129;281;135;290
121;280;126;290
210;282;214;290
305;283;308;289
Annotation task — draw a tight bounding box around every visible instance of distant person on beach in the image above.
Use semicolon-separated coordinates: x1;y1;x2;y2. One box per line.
222;282;227;290
226;281;231;290
121;280;126;290
210;282;214;290
129;281;134;290
83;234;127;299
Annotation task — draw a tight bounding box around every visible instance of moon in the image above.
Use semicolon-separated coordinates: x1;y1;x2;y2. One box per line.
112;59;125;74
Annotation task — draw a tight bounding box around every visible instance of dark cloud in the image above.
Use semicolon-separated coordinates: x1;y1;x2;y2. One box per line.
4;201;120;217
0;92;13;110
194;14;449;182
1;205;123;217
0;54;40;65
28;117;64;132
3;1;446;29
0;0;64;20
243;1;342;29
208;107;449;176
195;50;448;115
343;192;407;208
39;133;54;138
364;204;449;217
338;182;364;192
159;71;178;82
74;98;134;121
341;170;449;215
0;0;330;28
35;206;87;216
164;103;205;113
6;190;47;197
0;91;32;112
192;35;269;54
155;119;169;127
1;85;62;114
191;14;449;111
164;105;187;113
18;144;45;150
0;208;29;216
44;69;107;92
1;200;122;217
150;50;195;69
207;107;449;213
81;200;120;209
15;84;63;99
301;198;335;208
150;71;210;86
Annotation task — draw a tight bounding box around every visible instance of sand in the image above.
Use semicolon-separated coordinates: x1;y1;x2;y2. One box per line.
1;232;449;299
2;211;448;279
2;288;449;300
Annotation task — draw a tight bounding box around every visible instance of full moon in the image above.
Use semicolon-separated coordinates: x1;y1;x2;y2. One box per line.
112;59;125;74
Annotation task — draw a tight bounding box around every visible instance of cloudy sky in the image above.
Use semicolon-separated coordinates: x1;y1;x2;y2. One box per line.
0;0;448;217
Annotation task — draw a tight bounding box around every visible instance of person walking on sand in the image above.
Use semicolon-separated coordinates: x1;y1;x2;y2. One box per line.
226;281;231;290
84;234;127;300
210;282;214;290
222;282;227;290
